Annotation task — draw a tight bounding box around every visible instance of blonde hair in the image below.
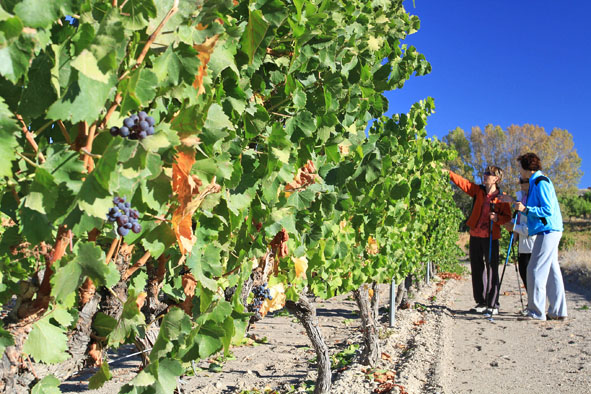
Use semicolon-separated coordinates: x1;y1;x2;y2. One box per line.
484;165;504;184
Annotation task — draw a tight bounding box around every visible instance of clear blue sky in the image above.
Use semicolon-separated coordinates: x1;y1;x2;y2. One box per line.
384;0;591;189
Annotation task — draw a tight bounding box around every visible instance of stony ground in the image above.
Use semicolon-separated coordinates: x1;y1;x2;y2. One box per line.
62;262;591;394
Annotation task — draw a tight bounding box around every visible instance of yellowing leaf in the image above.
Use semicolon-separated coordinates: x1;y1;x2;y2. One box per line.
193;35;219;96
171;151;199;255
259;283;286;317
367;236;379;255
345;124;357;134
376;15;390;24
367;35;383;51
292;256;308;279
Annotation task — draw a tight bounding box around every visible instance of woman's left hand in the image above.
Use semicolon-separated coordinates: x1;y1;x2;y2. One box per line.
514;202;526;212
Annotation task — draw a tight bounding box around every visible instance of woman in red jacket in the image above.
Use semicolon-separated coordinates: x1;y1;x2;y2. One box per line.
445;166;512;315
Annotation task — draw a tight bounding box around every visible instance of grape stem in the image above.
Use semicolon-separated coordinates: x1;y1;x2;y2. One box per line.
83;122;98;172
105;237;121;265
122;251;152;281
57;120;72;144
15;113;45;163
100;93;122;129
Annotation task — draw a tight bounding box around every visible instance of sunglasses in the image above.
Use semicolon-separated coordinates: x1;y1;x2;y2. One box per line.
483;172;496;177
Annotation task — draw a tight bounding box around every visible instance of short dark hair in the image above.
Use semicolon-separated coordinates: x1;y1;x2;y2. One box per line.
517;153;542;171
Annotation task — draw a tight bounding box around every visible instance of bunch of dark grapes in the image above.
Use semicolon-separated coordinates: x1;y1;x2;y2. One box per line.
106;196;141;237
110;111;155;140
247;283;273;316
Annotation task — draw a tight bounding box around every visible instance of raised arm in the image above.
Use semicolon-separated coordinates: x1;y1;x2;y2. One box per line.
448;170;481;197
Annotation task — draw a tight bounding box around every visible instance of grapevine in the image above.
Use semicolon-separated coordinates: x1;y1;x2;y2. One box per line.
0;1;462;393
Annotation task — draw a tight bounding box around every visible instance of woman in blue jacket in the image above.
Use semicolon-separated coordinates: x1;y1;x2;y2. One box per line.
503;153;567;321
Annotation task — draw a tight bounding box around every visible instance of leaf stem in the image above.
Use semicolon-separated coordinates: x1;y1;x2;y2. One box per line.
15;151;39;168
34;120;54;136
135;0;179;67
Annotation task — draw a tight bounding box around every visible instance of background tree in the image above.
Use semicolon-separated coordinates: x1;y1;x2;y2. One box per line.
444;124;582;197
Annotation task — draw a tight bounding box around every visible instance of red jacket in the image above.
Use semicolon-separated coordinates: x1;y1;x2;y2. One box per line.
449;171;512;240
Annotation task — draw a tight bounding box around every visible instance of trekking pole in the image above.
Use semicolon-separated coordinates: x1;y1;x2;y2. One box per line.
485;203;494;311
486;211;518;322
512;223;526;313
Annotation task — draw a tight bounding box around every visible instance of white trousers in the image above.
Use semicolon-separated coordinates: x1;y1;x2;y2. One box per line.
527;232;567;320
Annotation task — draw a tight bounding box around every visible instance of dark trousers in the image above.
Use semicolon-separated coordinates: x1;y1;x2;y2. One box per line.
518;253;531;291
469;236;500;308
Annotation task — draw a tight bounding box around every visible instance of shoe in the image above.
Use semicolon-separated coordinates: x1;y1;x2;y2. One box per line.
484;308;498;316
470;304;487;313
547;315;567;321
518;312;544;321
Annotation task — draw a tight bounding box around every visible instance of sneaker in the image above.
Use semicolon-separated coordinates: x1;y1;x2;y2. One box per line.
518;312;543;321
547;315;567;321
470;304;487;313
484;307;498;316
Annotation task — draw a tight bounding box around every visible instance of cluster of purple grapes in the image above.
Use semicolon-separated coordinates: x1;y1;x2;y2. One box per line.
106;197;141;237
247;283;273;314
110;111;155;140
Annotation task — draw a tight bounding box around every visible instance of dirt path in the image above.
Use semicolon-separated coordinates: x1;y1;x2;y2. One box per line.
61;264;591;393
439;269;591;394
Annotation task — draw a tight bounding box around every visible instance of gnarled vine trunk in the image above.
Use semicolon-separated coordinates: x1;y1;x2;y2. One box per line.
285;293;331;394
0;292;101;393
354;285;380;367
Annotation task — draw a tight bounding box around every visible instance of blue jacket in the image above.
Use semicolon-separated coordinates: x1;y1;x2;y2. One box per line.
525;171;563;235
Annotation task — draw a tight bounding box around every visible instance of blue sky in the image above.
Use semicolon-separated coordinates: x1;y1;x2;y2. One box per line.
384;0;591;189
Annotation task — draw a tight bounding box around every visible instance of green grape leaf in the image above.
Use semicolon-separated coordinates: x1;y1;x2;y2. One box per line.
108;290;146;347
74;242;119;288
18;53;58;119
119;68;158;115
0;326;14;358
240;9;269;64
19;207;53;244
88;362;112;389
92;312;118;338
50;260;82;303
0;34;35;83
287;189;315;210
0;97;19;178
23;168;58;215
390;180;410;200
14;0;71;29
47;71;115;124
31;375;62;394
23;317;69;364
141;223;176;258
71;49;110;83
